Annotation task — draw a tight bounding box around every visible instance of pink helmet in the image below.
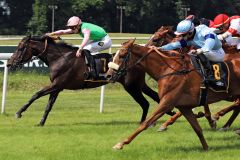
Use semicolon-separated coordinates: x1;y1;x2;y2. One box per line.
66;16;82;26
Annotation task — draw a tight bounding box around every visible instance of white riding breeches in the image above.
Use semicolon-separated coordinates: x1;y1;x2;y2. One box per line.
204;48;225;62
83;34;112;54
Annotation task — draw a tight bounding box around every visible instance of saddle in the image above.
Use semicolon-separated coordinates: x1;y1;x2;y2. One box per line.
191;55;229;91
84;53;113;81
190;55;230;105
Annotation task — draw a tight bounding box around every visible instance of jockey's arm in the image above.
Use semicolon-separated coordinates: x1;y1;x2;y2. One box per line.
199;34;216;53
159;39;188;51
50;29;73;36
79;28;90;50
218;31;232;41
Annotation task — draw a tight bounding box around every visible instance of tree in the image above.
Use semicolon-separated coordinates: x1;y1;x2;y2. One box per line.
28;0;47;35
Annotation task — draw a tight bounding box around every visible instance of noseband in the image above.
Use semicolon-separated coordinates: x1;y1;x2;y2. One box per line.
109;46;152;82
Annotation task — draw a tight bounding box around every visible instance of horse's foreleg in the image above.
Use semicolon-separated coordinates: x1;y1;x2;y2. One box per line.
203;105;216;129
16;85;58;118
178;107;208;150
38;90;60;126
124;86;149;123
113;102;173;150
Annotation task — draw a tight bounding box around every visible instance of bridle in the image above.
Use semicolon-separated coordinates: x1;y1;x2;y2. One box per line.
109;45;193;82
13;36;49;68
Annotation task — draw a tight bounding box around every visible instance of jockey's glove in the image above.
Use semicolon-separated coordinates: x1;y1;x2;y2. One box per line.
196;49;203;54
217;35;224;41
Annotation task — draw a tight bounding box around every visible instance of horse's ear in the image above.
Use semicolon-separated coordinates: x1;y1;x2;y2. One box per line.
133;38;136;42
162;30;169;34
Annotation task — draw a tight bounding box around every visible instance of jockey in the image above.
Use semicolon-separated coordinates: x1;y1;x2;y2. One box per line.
213;14;240;49
153;18;225;82
47;16;112;79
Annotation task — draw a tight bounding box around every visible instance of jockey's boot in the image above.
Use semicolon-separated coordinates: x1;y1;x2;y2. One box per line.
82;49;97;79
197;53;215;83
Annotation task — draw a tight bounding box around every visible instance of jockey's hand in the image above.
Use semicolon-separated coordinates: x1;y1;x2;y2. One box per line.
217;35;224;41
148;46;159;53
76;48;83;57
188;49;197;55
45;32;55;36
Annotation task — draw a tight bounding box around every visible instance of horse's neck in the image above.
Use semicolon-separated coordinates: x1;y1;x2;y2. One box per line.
44;46;77;65
131;45;189;81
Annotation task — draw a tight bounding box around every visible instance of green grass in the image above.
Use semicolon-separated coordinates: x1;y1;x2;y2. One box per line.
0;72;240;159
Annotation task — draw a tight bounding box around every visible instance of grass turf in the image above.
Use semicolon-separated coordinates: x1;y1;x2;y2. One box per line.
0;72;240;160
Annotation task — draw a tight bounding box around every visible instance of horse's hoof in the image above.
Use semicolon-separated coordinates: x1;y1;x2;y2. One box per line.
235;129;240;135
210;121;217;129
35;123;44;127
157;126;167;132
211;115;219;121
197;111;205;118
113;142;123;150
218;126;229;132
15;113;22;119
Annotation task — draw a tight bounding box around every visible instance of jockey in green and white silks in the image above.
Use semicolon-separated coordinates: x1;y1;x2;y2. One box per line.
78;22;112;54
47;16;112;57
47;16;112;79
159;19;225;62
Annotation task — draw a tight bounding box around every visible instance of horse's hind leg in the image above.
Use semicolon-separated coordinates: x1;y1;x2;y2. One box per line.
178;107;208;150
158;112;182;132
38;90;60;126
16;85;58;118
220;108;240;131
212;100;240;129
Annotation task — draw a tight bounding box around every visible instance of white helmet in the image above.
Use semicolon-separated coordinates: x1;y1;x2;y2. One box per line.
174;20;194;35
66;16;82;26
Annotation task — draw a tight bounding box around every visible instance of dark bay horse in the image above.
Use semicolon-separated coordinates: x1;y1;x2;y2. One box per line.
147;26;240;131
7;35;174;126
106;39;240;150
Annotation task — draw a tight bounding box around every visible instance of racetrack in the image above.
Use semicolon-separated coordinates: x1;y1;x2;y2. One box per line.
0;72;240;160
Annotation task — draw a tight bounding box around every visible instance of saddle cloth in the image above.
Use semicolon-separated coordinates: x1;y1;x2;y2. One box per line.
190;55;230;92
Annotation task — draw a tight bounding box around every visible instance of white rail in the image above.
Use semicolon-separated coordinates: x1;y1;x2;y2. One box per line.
0;37;150;40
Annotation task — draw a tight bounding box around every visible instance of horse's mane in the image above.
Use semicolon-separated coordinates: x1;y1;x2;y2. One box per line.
30;36;78;50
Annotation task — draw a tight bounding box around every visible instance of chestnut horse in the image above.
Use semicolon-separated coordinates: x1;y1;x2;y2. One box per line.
7;35;175;126
106;39;240;150
147;26;240;131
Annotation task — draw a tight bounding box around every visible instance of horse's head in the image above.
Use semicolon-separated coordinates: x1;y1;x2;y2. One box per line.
106;39;135;81
7;35;49;70
146;26;175;47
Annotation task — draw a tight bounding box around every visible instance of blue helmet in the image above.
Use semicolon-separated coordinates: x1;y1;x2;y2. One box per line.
174;20;194;35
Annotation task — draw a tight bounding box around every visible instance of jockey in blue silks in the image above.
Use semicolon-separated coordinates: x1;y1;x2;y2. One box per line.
154;18;225;81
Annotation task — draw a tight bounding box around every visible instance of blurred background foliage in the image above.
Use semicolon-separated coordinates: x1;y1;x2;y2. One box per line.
0;0;240;35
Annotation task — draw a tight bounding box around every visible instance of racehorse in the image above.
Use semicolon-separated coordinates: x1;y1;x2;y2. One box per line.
106;39;240;150
147;26;240;131
7;35;175;126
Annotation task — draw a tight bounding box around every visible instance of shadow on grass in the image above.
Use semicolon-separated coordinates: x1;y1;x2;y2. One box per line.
172;140;240;152
47;120;140;127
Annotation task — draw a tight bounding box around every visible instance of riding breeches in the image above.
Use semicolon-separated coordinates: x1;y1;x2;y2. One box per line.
204;48;225;62
83;34;112;54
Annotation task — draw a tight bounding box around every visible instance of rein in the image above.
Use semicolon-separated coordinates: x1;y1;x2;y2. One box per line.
31;38;48;61
115;45;194;81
